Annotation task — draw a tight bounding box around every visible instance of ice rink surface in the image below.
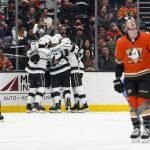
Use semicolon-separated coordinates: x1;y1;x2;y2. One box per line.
0;112;150;150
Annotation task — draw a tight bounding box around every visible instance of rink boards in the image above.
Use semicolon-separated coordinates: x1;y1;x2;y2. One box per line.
0;72;129;112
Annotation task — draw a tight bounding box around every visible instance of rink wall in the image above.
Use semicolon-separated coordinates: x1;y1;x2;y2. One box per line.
0;72;129;112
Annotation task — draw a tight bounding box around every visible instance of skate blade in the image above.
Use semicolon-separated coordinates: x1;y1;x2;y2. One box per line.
78;108;90;113
32;108;38;112
32;108;44;113
85;108;90;112
131;138;140;143
49;110;61;113
78;110;85;113
26;110;32;113
71;110;78;113
66;109;71;113
39;110;45;113
141;138;150;143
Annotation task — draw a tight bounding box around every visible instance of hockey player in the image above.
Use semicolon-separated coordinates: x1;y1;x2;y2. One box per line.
48;36;75;113
113;16;150;143
61;38;89;113
25;37;51;112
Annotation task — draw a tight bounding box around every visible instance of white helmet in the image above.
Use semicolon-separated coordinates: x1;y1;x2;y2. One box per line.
61;38;71;45
38;37;48;45
54;34;62;40
44;35;52;42
51;36;60;45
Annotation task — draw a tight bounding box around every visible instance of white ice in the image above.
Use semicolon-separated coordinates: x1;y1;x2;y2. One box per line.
0;112;150;150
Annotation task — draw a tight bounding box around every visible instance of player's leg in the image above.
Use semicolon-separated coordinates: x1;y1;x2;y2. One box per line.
26;73;37;113
32;73;46;112
72;73;89;112
138;79;150;142
70;73;80;112
128;96;141;142
138;98;150;143
71;88;80;112
49;75;61;113
124;79;141;142
62;74;71;112
44;70;52;97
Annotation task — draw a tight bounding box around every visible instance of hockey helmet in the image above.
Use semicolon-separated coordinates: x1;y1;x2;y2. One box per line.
39;37;48;45
61;38;71;45
54;34;62;40
44;34;52;42
51;36;60;45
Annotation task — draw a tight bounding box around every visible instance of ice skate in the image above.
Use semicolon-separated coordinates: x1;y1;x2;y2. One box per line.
78;102;89;113
141;128;150;143
49;103;61;113
0;114;4;122
32;102;45;112
26;103;33;113
71;102;80;113
65;98;71;113
130;128;141;143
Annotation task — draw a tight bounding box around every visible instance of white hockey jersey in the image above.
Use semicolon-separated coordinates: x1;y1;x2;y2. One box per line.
67;45;84;74
48;43;74;76
25;48;51;74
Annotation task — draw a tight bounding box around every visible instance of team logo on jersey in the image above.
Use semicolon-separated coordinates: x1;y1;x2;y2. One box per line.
47;52;51;58
126;48;143;63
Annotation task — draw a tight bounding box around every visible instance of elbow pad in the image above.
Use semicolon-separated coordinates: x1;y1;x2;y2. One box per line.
30;51;40;64
115;63;124;78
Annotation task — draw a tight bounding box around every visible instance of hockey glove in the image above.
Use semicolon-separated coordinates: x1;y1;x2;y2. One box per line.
113;79;124;93
30;53;40;64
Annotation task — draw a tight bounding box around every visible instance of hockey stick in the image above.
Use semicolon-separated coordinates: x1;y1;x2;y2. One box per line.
10;45;26;49
122;91;150;136
4;53;26;58
4;53;50;61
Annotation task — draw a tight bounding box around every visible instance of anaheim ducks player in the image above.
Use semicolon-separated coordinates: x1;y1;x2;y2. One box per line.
113;16;150;143
25;37;51;112
61;38;89;113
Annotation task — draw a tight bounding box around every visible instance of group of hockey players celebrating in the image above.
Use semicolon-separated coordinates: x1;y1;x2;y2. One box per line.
25;33;89;113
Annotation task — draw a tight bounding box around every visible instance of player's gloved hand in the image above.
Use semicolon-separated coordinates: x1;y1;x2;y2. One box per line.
30;53;40;64
113;79;124;93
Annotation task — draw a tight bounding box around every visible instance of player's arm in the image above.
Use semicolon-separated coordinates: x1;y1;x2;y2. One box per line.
115;58;124;79
146;33;150;53
29;50;40;64
59;43;77;54
26;41;39;57
113;39;124;93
